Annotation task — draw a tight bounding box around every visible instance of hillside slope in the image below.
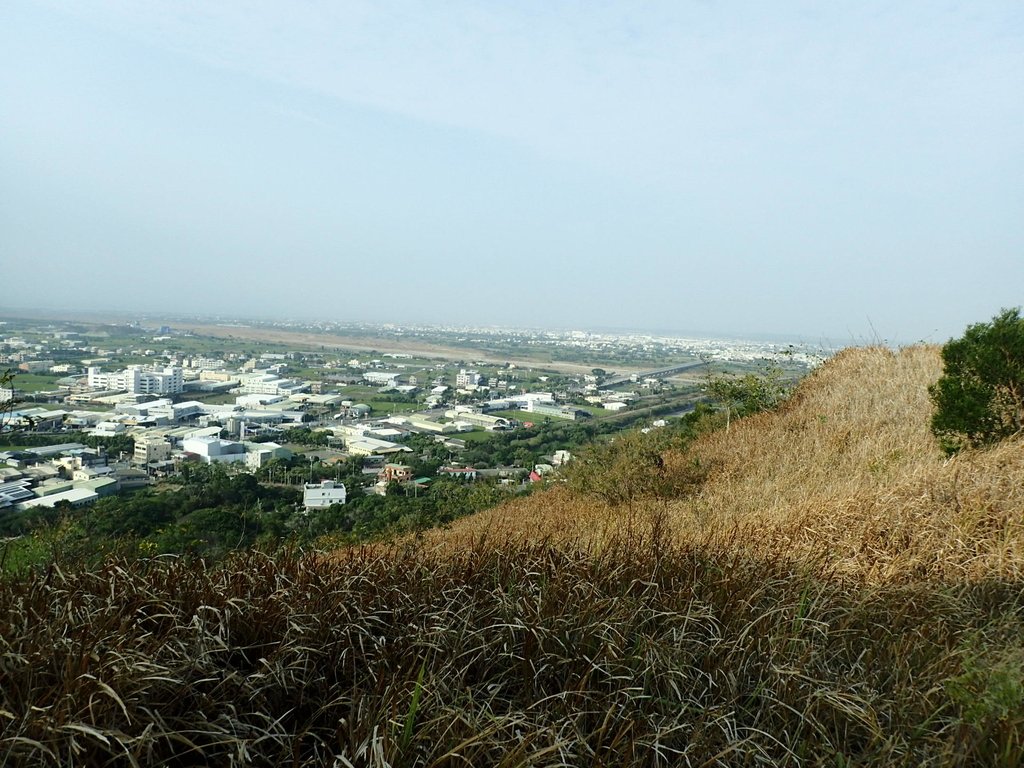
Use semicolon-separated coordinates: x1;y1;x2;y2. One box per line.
434;345;1024;580
7;345;1024;766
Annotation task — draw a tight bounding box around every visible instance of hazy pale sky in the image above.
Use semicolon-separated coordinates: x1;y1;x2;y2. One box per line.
2;1;1022;343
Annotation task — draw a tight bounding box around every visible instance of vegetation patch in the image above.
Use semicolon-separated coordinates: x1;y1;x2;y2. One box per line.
3;539;1022;766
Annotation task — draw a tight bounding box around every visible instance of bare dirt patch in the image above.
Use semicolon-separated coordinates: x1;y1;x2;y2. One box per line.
175;322;612;375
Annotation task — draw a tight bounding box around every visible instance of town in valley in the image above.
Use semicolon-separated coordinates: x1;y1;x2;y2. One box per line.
1;312;820;520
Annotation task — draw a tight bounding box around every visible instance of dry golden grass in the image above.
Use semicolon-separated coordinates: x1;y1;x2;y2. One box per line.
429;345;1024;582
11;539;1020;766
9;346;1024;766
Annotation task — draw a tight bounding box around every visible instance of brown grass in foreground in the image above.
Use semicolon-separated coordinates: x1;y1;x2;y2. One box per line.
5;346;1024;766
4;540;1023;767
431;346;1024;582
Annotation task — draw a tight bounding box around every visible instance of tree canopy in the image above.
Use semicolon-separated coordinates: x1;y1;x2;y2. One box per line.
930;308;1024;453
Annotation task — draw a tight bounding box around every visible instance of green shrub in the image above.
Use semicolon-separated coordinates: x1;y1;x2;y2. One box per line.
930;308;1024;453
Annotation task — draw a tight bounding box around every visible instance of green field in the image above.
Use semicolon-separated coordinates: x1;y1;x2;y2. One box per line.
332;385;422;415
190;392;238;405
366;399;419;414
336;385;382;400
7;373;64;393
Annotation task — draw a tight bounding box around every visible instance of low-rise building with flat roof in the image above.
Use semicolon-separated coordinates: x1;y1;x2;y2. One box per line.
344;437;413;457
244;442;292;469
303;480;346;509
181;436;247;464
76;477;119;497
17;487;98;511
528;402;586;421
0;480;35;509
443;411;511;430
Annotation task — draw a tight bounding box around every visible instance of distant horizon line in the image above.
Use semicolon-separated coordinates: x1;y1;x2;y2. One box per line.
0;303;881;351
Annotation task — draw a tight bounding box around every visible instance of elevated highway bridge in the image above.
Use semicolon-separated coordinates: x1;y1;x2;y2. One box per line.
602;361;706;387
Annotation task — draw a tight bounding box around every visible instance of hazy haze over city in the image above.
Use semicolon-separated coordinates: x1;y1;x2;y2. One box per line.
2;1;1021;344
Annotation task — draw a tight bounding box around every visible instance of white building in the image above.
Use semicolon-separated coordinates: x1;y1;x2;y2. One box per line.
303;480;346;509
236;393;285;408
528;402;584;420
344;436;414;457
91;421;127;436
390;413;457;434
363;371;400;385
181;436;247;464
456;369;481;388
17;487;98;510
521;392;556;409
443;410;510;430
72;465;114;482
115;399;204;424
551;450;573;466
184;356;227;370
244;442;292;469
87;365;184;395
134;437;172;465
234;372;308;396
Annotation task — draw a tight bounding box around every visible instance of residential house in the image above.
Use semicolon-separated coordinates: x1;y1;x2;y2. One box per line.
303;480;346;509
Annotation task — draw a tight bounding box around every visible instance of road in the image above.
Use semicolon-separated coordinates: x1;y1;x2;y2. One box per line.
602;361;707;387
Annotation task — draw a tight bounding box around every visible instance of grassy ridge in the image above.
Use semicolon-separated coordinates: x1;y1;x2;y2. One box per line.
4;538;1023;766
437;346;1024;582
4;345;1024;765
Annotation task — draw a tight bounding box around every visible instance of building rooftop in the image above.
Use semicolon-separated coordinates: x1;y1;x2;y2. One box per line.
17;487;98;510
26;443;88;457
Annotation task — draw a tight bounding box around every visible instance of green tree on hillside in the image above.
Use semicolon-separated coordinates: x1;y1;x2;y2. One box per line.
705;364;789;431
1;369;21;432
930;308;1024;454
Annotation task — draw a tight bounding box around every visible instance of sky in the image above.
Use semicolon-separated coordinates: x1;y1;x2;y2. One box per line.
2;1;1022;345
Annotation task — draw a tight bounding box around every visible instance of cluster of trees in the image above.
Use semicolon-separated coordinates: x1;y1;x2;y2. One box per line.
373;392;419;404
253;453;364;487
0;460;521;568
562;404;721;506
704;365;789;431
460;423;597;469
276;426;332;447
930;308;1024;454
300;478;514;543
1;465;302;562
0;428;135;457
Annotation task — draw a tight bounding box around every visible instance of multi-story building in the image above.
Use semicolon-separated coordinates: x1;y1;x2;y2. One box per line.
184;357;227;370
234;372;308;396
378;464;413;484
181;436;247;464
134;437;172;466
86;365;184;395
456;369;481;388
244;442;292;470
303;480;347;509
